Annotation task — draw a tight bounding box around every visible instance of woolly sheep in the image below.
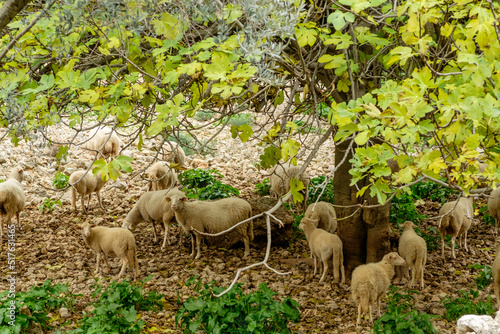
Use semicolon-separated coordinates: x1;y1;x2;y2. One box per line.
69;170;107;213
86;127;124;159
146;162;179;192
438;197;474;259
298;218;345;284
303;201;337;233
81;222;139;280
0;167;26;238
122;188;185;249
168;194;253;259
351;252;406;325
163;141;186;166
398;221;427;289
488;188;500;232
269;163;310;211
493;238;500;310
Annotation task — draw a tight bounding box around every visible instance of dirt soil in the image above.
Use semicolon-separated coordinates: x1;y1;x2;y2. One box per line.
0;121;496;334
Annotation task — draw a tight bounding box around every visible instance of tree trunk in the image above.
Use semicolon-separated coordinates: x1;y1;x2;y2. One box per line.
0;0;33;37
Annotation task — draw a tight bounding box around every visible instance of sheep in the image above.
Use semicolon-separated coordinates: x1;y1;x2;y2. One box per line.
438;197;474;259
69;170;107;213
398;221;427;289
303;201;337;233
168;194;253;259
351;252;406;325
298;218;345;284
488;188;500;233
492;238;500;310
122;188;185;249
81;222;139;280
269;162;310;212
146;162;179;192
0;167;26;238
163;141;186;166
86;127;123;159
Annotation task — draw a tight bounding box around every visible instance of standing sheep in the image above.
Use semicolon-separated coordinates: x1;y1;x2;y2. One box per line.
303;201;337;233
351;252;406;325
298;218;345;284
81;222;139;280
269;162;310;212
86;127;124;159
69;170;107;213
438;197;474;259
168;194;253;259
0;167;26;238
398;221;427;289
488;188;500;233
146;162;179;192
122;188;185;249
163;141;186;166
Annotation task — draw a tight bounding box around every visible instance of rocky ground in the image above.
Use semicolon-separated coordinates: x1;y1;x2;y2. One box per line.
0;118;497;333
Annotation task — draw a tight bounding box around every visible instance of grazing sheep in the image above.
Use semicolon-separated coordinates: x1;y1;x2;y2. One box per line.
81;222;139;280
86;127;123;159
163;141;186;166
438;197;474;259
398;221;427;289
303;201;337;233
351;252;406;325
0;167;26;238
69;170;107;213
122;188;185;249
269;163;310;211
298;218;345;284
488;188;500;232
168;194;253;259
146;162;179;192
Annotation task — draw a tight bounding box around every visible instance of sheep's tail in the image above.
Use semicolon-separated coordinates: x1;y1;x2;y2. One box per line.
357;282;371;315
128;241;139;279
247;209;254;241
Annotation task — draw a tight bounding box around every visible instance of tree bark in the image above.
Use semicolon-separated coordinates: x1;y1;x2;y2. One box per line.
0;0;32;37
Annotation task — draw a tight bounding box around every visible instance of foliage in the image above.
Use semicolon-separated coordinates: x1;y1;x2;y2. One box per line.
168;134;195;156
226;113;254;127
179;168;239;200
254;178;271;196
372;286;438;334
38;198;62;213
92;155;133;182
390;192;425;227
478;205;496;225
52;171;69;189
70;277;163;334
468;263;493;291
442;289;495;321
410;181;459;205
292;120;318;134
415;226;440;252
307;176;334;205
194;111;214;122
175;277;301;334
0;280;73;334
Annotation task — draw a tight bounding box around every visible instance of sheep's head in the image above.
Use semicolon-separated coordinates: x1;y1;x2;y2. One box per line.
383;252;406;266
167;194;187;211
121;220;134;231
81;222;93;238
298;217;318;231
402;221;416;230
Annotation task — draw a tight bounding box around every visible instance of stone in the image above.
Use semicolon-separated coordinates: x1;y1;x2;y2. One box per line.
456;314;500;334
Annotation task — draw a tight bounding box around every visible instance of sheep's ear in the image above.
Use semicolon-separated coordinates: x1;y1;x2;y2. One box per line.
76;226;81;230
181;197;187;202
165;197;171;202
90;224;96;228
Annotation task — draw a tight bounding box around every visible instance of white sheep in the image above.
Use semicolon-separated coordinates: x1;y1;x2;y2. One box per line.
298;218;345;284
81;222;139;280
493;238;500;310
488;188;500;232
168;194;253;259
122;188;185;249
398;221;427;289
69;170;107;213
86;127;124;159
351;252;406;325
438;197;474;259
303;201;337;233
269;162;310;211
146;162;179;192
163;141;186;166
0;167;26;238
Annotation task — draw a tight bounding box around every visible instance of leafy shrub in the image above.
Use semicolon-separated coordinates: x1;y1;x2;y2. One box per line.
415;226;440;252
179;169;239;200
307;176;334;205
71;277;163;334
478;205;496;225
410;181;459;204
38;199;62;213
194;111;213;121
372;286;438;334
175;277;300;334
0;280;74;333
254;179;271;196
468;263;493;291
52;171;69;189
390;192;425;227
442;289;495;321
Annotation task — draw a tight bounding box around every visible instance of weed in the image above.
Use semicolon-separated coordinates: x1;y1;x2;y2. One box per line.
52;171;69;189
390;192;425;227
254;179;271;196
307;176;334;205
410;181;459;204
179;168;239;200
38;199;62;213
442;289;495;321
468;263;493;291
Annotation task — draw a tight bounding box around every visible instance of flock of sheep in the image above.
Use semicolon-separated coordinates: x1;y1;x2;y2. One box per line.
2;127;500;327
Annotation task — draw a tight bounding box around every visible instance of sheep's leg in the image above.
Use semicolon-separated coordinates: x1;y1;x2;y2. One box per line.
369;304;373;323
333;255;340;283
96;191;105;211
178;228;184;247
71;188;77;211
16;212;22;230
451;235;456;258
410;265;415;288
441;233;445;259
101;254;111;274
94;253;101;275
0;215;3;238
376;297;381;317
151;220;158;243
86;194;92;212
194;233;202;260
464;231;469;252
81;194;87;213
319;258;328;283
161;221;169;250
242;235;250;258
189;232;196;258
313;255;317;277
116;258;128;279
356;304;362;325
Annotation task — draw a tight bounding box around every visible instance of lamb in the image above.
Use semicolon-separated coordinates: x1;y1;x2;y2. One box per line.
438;197;474;259
0;167;26;238
69;170;107;213
303;201;337;233
398;221;427;289
168;194;253;259
269;162;310;211
146;162;179;192
163;141;186;166
122;188;185;249
351;252;406;325
493;237;500;309
298;218;345;284
488;188;500;232
81;222;139;280
86;127;123;159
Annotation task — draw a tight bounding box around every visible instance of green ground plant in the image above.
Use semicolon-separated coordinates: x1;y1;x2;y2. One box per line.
478;205;496;225
307;176;334;205
410;181;460;204
194;111;213;121
254;178;271;196
442;289;495;321
38;199;62;213
468;264;493;291
52;171;69;189
179;169;239;200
